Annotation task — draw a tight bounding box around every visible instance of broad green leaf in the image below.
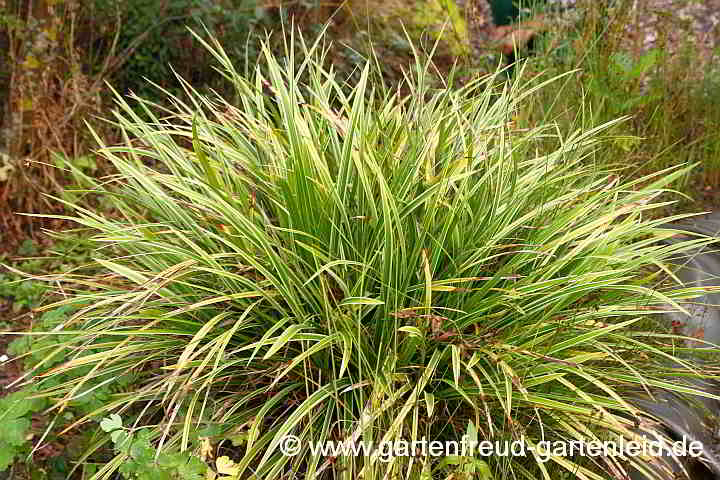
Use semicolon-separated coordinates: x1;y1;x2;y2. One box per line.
5;418;30;447
100;414;123;433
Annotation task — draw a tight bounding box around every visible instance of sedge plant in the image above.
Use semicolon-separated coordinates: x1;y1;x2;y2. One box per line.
10;30;720;480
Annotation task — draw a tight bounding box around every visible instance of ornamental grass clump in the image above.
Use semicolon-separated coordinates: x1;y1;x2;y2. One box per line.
24;32;720;479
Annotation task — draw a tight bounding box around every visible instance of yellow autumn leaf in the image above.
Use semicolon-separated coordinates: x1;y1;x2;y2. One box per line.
45;26;58;42
23;55;40;69
0;163;15;182
614;136;641;152
199;436;213;461
216;456;240;477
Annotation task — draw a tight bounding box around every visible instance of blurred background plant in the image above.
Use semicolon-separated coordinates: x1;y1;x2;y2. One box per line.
519;0;720;201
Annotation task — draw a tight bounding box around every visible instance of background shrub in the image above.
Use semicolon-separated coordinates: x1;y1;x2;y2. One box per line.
89;0;269;102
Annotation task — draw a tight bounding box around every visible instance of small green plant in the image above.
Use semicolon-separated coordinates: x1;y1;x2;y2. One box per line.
100;414;207;480
0;273;48;313
1;304;134;474
433;421;494;480
0;199;134;474
603;48;662;112
8;304;136;418
0;234;96;312
0;387;46;471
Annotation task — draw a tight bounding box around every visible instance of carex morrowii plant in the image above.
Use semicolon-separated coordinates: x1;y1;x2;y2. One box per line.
20;31;720;479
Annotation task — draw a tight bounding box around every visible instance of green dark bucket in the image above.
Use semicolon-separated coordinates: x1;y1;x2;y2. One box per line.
488;0;549;26
488;0;520;26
